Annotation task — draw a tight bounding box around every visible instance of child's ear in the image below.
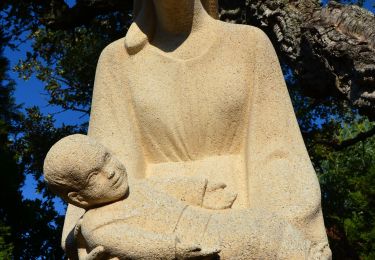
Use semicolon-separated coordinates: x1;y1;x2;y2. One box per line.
68;192;89;208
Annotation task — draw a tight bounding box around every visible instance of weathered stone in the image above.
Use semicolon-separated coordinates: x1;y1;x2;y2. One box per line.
44;0;331;259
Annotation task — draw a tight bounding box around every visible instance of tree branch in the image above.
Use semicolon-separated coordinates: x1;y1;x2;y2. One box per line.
41;0;133;30
315;127;375;151
220;0;375;119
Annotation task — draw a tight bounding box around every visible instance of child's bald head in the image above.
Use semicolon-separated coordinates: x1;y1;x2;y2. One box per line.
44;134;129;208
43;134;109;201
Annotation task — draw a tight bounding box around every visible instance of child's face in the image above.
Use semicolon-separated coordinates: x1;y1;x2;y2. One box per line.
79;153;129;207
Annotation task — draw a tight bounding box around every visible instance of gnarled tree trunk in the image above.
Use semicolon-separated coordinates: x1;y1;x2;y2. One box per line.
220;0;375;118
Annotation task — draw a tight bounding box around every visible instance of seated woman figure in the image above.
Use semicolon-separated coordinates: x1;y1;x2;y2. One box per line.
59;0;331;258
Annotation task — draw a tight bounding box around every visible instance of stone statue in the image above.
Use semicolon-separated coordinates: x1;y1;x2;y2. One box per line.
44;0;331;258
45;134;327;259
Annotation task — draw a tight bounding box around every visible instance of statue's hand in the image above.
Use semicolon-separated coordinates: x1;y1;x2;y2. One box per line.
85;246;107;260
203;181;237;209
176;241;220;259
73;219;112;260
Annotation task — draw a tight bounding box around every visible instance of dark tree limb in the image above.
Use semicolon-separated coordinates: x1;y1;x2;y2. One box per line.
220;0;375;119
41;0;133;30
303;3;375;118
315;126;375;150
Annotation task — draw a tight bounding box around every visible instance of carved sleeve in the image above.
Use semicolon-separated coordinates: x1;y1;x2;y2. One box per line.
146;174;208;207
88;40;146;180
146;175;237;210
244;27;330;251
82;222;177;260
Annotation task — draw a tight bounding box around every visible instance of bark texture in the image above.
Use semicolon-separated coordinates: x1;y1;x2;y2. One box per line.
42;0;375;118
220;0;375;118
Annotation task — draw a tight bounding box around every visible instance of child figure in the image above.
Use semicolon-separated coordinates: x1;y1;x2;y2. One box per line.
44;134;326;260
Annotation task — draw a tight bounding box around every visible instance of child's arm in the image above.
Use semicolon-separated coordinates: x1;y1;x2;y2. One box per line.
147;175;208;207
81;221;219;259
147;174;237;209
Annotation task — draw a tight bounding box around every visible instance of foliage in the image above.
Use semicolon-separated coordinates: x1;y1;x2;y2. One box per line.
320;134;375;259
288;77;375;259
0;224;13;259
0;24;66;259
0;26;20;258
0;0;374;259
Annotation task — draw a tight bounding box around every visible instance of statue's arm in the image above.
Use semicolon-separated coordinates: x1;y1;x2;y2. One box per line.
244;27;330;251
62;39;146;257
81;222;175;259
146;174;208;207
81;222;218;259
87;39;146;180
147;174;237;209
61;204;85;259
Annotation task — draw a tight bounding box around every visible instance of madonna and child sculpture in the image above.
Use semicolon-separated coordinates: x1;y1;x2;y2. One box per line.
43;0;332;259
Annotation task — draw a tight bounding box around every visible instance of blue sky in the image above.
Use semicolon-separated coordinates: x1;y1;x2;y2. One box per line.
6;0;80;127
4;0;79;213
4;0;374;214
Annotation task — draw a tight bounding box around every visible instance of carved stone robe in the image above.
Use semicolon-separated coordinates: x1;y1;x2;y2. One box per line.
63;19;329;254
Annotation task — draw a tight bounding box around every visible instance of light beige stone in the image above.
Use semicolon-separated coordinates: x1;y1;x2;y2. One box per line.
44;135;329;259
44;0;331;258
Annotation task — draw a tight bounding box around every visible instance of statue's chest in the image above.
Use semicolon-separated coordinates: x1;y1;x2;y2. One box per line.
127;55;252;122
124;51;253;160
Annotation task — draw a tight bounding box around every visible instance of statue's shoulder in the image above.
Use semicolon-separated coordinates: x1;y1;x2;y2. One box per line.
98;37;129;64
81;201;123;234
214;20;270;47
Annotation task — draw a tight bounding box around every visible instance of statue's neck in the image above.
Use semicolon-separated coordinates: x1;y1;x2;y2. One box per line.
153;0;209;36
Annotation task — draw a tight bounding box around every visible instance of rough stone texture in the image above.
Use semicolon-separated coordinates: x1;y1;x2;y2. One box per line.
303;2;375;117
45;134;329;259
44;0;331;259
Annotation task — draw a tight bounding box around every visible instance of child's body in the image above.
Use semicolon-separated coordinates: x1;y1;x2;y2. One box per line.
44;134;327;259
81;179;311;260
